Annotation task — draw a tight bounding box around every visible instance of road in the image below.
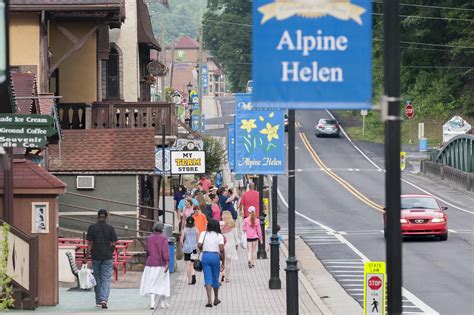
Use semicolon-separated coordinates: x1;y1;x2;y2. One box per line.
219;97;474;315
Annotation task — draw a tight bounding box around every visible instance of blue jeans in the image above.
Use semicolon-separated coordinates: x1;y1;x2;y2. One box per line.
92;259;113;304
201;252;220;289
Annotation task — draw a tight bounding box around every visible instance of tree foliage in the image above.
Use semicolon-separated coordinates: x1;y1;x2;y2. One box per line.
202;1;251;92
203;135;226;175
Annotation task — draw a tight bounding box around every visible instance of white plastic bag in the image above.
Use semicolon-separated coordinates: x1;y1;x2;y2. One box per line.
240;234;247;249
78;265;96;290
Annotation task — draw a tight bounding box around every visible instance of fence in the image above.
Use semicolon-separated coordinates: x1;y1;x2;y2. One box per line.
422;160;473;192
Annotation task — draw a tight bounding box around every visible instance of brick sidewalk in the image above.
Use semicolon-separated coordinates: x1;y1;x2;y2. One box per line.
163;247;323;314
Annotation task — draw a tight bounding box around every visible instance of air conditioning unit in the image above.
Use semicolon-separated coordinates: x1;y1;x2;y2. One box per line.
76;176;95;189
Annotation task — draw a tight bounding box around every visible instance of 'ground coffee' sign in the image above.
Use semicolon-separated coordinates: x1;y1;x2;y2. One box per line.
252;0;372;109
170;151;206;175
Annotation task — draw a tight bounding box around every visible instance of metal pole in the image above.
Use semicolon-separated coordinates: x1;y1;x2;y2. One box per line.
362;114;365;136
269;175;281;289
286;109;298;314
3;148;13;224
160;21;166;101
198;27;203;136
384;0;402;314
162;124;166;224
257;174;267;259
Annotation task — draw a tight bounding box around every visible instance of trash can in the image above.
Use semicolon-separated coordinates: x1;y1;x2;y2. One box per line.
419;138;428;152
163;224;173;238
168;236;176;273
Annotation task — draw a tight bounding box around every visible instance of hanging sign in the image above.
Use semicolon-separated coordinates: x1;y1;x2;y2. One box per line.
252;0;372;109
234;93;285;174
228;123;235;170
171;151;206;174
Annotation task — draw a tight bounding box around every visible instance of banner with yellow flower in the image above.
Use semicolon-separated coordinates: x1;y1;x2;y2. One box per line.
234;93;285;174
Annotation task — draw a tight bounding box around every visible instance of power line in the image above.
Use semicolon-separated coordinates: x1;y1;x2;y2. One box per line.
373;1;474;12
373;12;474;22
374;38;474;50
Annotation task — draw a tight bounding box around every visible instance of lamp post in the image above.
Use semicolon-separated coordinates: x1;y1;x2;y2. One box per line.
269;175;281;289
257;174;267;259
186;82;193;128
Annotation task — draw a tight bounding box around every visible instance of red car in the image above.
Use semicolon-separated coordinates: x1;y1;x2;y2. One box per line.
384;194;448;241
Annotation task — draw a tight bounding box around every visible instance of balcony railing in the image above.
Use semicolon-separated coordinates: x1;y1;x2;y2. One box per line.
57;102;177;136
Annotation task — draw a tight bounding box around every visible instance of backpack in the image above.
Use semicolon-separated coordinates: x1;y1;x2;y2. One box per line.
205;204;213;220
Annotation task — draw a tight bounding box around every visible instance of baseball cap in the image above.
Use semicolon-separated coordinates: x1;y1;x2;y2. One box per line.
248;206;256;213
98;209;108;217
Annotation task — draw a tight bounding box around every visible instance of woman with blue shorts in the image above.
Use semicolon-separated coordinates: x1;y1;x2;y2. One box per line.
198;219;225;308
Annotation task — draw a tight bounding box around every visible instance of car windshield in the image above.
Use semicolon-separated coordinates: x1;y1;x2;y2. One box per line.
323;119;337;125
401;197;439;210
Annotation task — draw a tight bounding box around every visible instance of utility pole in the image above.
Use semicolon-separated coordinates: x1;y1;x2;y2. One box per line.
197;26;203;136
160;21;166;101
383;1;402;314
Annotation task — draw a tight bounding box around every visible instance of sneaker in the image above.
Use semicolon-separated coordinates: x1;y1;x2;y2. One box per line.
96;304;102;308
100;301;108;309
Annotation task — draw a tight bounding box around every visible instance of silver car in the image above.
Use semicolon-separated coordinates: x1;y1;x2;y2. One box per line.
315;119;341;137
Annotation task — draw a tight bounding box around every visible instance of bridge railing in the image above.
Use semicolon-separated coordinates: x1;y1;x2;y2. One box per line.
422;160;473;192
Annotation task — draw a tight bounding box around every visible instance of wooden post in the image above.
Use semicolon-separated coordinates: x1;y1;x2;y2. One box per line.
3;148;14;224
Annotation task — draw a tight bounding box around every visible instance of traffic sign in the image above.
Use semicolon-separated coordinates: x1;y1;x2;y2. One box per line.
400;152;406;171
364;262;386;315
361;110;368;116
405;103;414;119
0;114;55;127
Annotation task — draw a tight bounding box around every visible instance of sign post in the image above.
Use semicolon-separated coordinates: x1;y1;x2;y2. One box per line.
364;262;386;315
361;110;368;136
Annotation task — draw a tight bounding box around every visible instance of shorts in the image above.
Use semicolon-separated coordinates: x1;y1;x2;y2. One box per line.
184;249;197;261
247;238;258;242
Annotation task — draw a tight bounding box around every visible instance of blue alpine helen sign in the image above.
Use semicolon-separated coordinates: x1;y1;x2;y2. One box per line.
252;0;372;109
227;123;235;171
234;93;285;174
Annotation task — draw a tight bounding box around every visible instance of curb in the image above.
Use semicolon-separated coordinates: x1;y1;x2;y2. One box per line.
280;238;334;315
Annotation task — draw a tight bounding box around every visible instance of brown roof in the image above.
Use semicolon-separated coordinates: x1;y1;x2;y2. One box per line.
0;159;66;190
10;0;121;10
172;36;199;49
38;93;55;115
11;72;38;114
48;129;156;173
137;0;161;51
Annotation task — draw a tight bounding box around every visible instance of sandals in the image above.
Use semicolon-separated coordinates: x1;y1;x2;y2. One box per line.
248;261;252;269
213;299;221;306
205;303;213;308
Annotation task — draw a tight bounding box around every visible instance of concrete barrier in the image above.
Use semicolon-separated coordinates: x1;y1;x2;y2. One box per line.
422;160;474;192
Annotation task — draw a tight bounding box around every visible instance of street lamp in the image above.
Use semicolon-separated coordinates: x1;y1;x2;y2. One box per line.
186;82;193;128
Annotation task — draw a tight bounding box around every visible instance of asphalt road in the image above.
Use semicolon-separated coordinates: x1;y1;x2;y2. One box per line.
221;96;474;315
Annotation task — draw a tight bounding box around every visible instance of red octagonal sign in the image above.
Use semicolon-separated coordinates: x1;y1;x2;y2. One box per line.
368;276;382;290
405;103;414;119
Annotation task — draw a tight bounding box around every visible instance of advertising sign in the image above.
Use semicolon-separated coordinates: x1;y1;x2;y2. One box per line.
171;151;206;174
192;114;205;132
252;0;372;109
228;123;235;170
234;93;285;174
202;64;209;91
364;261;386;315
442;116;471;143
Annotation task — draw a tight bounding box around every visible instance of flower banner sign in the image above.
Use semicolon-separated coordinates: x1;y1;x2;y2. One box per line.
227;122;235;171
234;93;285;174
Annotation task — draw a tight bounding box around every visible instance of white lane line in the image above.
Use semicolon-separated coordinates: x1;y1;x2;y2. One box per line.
347;288;364;291
448;229;458;233
332;271;364;273
327;266;364;268
326;109;473;215
277;187;439;315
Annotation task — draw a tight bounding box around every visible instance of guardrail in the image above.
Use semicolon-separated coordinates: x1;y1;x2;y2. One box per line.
422;160;473;192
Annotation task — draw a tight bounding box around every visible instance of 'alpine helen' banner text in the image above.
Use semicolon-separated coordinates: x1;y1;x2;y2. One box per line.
252;0;372;109
234;93;285;174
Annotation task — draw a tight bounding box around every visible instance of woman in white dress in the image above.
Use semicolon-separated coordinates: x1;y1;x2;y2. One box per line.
220;211;239;283
139;222;170;309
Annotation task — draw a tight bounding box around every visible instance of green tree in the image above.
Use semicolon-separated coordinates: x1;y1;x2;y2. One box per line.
203;135;226;175
202;1;252;92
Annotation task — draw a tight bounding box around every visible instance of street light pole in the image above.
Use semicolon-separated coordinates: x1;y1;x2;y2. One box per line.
257;174;267;259
384;0;402;314
286;109;298;314
187;82;192;128
269;175;281;289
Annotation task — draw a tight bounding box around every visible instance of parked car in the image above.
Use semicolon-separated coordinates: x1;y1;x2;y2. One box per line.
315;119;340;137
246;80;253;93
383;194;448;241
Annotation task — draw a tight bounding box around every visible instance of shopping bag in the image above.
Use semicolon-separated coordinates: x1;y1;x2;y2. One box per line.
78;265;95;290
240;234;247;249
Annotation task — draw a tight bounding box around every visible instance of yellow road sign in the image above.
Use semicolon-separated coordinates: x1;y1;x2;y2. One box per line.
364;261;386;315
400;152;406;171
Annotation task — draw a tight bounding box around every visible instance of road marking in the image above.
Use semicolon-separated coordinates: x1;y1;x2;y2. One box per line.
299;132;384;212
448;229;458;233
326;110;474;215
277;188;440;315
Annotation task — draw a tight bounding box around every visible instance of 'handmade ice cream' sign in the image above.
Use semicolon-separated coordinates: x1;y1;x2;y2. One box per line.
252;0;372;110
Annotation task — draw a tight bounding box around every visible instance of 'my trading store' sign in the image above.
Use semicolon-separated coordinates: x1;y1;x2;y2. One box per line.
171;151;206;174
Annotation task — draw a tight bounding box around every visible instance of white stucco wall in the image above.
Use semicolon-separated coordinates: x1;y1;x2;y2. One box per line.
109;0;139;102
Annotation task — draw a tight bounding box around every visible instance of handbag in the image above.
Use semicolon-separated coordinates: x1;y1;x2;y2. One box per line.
190;251;199;261
193;233;207;272
240;233;247;249
78;265;96;290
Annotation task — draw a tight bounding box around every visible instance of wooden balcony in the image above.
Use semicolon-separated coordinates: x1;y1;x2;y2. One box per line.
57;102;177;136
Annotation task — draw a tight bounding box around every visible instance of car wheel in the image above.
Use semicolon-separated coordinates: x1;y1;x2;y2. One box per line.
315;133;320;138
439;234;448;241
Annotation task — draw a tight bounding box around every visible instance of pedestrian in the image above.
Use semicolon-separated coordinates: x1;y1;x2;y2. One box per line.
198;219;225;308
181;198;194;228
217;187;227;213
208;193;221;221
195;192;207;213
242;206;262;268
83;209;118;309
140;222;170;310
180;216;198;285
220;211;239;283
214;170;223;188
194;182;206;197
223;188;238;220
240;182;260;218
199;175;211;193
193;205;208;234
173;185;185;211
177;191;199;213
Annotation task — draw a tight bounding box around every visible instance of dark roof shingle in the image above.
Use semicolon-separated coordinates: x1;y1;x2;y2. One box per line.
48;129;156;173
0;159;66;190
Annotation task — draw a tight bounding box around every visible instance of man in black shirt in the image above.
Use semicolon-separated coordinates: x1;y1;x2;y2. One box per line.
83;209;118;309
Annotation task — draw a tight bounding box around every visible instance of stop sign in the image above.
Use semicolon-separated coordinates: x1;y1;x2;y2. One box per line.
405;103;414;119
368;276;382;290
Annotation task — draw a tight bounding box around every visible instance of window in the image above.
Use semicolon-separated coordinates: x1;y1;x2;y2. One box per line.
106;48;120;99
